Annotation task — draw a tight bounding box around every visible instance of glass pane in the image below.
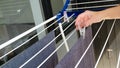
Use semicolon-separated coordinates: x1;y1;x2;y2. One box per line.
0;0;36;65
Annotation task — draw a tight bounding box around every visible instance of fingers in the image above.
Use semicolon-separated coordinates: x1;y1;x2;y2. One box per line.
75;10;98;29
75;18;85;30
75;13;91;29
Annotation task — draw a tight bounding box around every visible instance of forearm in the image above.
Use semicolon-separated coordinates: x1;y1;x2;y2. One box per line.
98;5;120;20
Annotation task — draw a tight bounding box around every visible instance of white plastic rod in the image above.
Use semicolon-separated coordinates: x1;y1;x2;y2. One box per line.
37;29;76;68
74;20;105;68
79;27;86;39
78;22;86;39
0;16;73;60
0;16;64;60
64;19;76;31
67;4;118;11
0;15;57;50
19;14;74;68
59;23;69;52
58;14;75;52
94;19;116;68
19;33;61;68
69;0;116;5
37;40;64;68
116;51;120;68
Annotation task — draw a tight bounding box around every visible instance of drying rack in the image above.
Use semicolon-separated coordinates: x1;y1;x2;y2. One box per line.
0;0;120;68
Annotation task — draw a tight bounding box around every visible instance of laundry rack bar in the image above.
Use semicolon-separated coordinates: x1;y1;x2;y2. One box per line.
66;0;119;17
67;4;119;11
59;23;69;52
0;16;64;60
37;23;76;68
69;0;116;5
19;14;75;68
74;20;105;68
117;51;120;68
94;19;116;68
0;9;74;67
0;15;57;50
0;0;119;68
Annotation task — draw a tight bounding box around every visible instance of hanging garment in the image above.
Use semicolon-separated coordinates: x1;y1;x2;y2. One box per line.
55;27;95;68
1;31;58;68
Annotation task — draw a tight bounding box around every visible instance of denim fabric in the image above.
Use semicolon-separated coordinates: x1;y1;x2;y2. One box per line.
1;31;58;68
55;27;95;68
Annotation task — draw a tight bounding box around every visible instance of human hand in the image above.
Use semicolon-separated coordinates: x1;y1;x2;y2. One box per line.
75;10;103;30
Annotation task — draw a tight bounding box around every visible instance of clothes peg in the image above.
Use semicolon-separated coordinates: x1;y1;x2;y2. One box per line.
79;27;86;39
78;23;86;39
64;11;69;22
